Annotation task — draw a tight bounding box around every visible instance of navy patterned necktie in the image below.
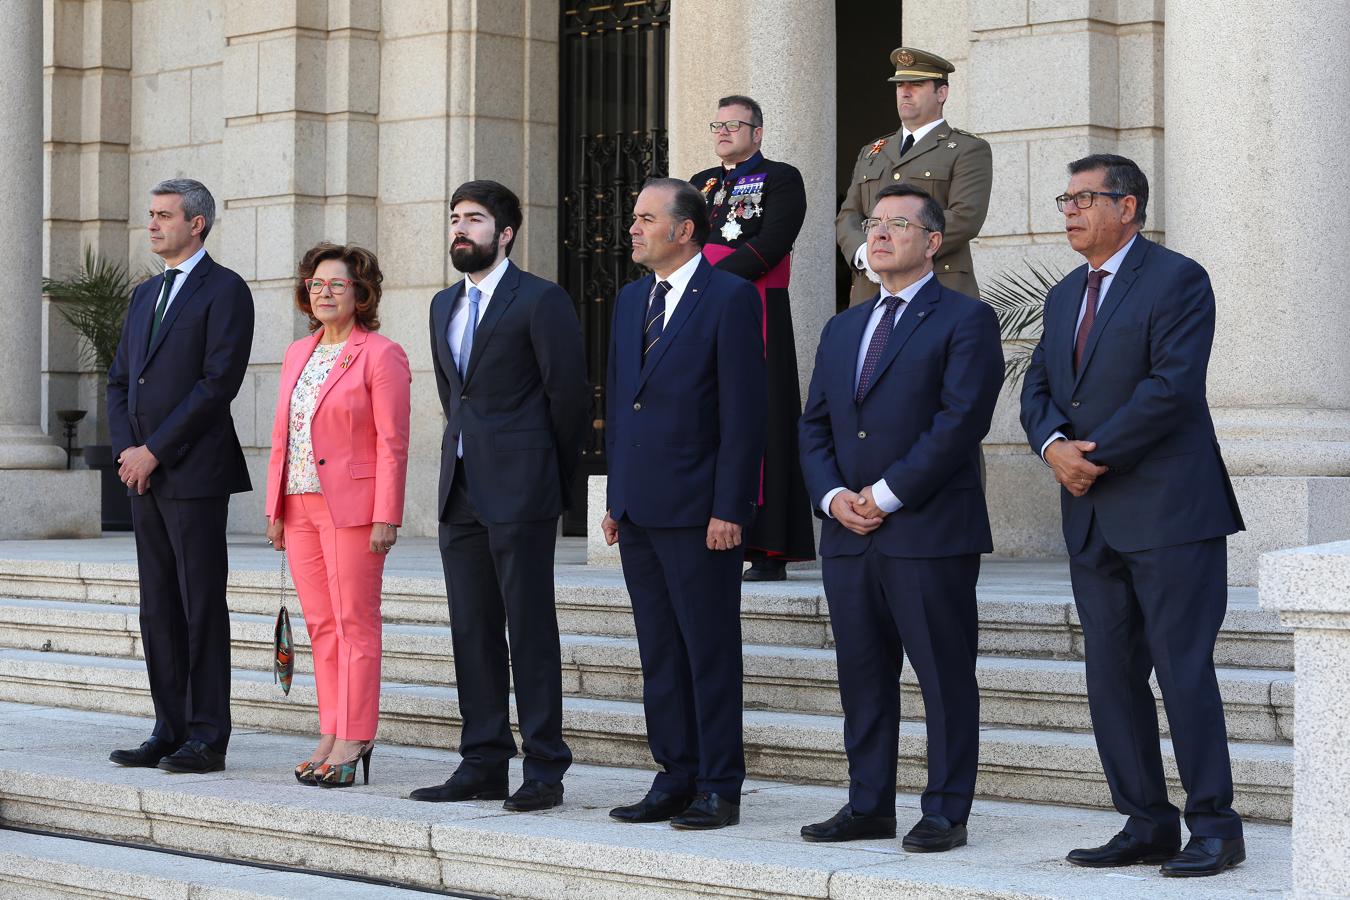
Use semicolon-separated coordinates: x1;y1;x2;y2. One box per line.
855;293;904;403
643;280;672;362
1074;269;1109;373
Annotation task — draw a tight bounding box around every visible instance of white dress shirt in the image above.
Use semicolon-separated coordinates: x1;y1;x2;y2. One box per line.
853;118;947;278
158;245;207;314
1039;234;1138;460
447;256;512;457
821;270;936;519
650;251;704;323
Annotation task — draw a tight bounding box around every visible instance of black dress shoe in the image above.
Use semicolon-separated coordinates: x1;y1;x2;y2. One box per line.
503;779;564;811
157;739;225;774
801;804;897;842
1066;830;1181;868
743;559;787;582
609;789;694;823
670;792;739;830
1160;835;1246;877
408;772;509;803
902;813;967;852
110;738;179;768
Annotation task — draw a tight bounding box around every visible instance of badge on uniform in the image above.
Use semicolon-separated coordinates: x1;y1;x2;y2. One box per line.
868;137;888;159
720;174;766;242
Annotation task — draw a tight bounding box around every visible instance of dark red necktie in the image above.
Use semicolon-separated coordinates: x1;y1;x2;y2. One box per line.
1073;269;1109;373
855;294;904;403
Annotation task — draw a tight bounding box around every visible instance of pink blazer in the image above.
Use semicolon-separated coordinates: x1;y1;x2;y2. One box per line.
264;326;411;528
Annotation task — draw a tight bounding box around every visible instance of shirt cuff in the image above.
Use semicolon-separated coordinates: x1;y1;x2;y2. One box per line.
821;486;846;518
871;478;903;513
1040;432;1067;465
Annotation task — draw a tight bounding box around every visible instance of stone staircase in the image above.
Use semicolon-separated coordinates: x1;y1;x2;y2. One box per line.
0;537;1293;898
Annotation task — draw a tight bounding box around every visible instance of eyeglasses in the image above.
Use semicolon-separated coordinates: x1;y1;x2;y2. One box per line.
1055;190;1128;212
304;278;352;294
861;216;935;235
708;120;757;133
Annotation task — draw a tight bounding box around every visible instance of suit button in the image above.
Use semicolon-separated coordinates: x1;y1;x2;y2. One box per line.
633;402;641;411
892;172;901;180
924;171;932;177
318;458;325;465
1071;401;1081;408
858;431;867;439
137;378;145;384
461;395;469;401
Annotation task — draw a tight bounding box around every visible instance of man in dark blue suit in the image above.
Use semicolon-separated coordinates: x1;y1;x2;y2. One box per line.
1021;155;1246;877
798;183;1003;851
411;181;589;812
106;179;254;773
601;178;766;830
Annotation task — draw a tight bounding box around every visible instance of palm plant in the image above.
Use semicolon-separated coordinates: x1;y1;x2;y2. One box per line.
981;261;1063;387
43;247;137;374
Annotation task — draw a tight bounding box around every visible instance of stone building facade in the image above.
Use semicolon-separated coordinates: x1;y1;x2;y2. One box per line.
11;0;1349;584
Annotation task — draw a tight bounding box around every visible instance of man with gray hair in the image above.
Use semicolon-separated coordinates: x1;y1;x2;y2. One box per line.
107;178;255;774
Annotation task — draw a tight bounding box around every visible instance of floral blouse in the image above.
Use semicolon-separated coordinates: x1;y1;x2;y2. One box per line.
284;340;346;495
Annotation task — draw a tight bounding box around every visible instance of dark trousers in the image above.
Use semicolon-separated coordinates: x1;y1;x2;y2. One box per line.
130;491;232;753
822;548;980;823
438;459;571;784
617;518;746;799
1070;517;1242;841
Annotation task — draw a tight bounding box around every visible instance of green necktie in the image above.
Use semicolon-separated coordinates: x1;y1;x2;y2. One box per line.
149;268;181;345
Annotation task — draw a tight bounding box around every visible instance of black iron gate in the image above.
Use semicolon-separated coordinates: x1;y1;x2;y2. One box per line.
559;0;670;536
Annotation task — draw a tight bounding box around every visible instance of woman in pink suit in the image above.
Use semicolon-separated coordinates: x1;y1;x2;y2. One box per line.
264;242;411;788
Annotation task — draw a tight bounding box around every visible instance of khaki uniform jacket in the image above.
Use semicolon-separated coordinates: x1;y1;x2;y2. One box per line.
836;119;992;304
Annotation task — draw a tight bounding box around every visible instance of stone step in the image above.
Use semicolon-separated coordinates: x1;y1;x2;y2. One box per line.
0;701;1292;900
0;556;1291;667
0;828;444;898
0;648;1293;822
0;597;1295;743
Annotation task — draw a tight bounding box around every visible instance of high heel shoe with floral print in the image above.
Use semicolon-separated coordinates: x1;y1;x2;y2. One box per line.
315;742;375;788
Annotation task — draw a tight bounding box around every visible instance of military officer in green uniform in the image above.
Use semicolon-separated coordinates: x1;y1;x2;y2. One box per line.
836;47;992;305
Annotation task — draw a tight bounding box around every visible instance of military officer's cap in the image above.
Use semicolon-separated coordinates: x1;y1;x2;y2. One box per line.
887;47;956;83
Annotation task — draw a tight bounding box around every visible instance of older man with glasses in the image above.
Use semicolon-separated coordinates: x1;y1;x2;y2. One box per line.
1021;154;1246;878
689;94;815;582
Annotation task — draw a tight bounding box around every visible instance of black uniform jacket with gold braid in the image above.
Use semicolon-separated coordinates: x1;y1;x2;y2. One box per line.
835;119;992;305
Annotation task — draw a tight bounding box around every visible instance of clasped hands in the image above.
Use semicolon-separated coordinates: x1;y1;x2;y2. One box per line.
1045;439;1109;497
117;445;159;494
829;486;887;536
601;511;744;552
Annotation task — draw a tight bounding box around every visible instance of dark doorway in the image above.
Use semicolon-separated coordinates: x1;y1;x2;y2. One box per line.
558;1;670;536
835;0;902;313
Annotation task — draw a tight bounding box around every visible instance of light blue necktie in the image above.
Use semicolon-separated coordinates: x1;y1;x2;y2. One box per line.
458;285;482;379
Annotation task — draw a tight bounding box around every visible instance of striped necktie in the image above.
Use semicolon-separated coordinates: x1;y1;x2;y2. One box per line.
642;280;672;362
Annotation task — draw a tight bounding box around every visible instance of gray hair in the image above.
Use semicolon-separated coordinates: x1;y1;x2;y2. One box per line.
151;178;217;241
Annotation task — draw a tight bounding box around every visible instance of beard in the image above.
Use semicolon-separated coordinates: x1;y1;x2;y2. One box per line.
450;234;500;273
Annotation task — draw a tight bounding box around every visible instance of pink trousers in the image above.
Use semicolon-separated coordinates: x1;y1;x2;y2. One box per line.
283;493;385;741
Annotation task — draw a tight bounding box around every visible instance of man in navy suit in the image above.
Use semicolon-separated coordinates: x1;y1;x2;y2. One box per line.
601;178;766;830
410;181;589;812
798;183;1003;851
1020;155;1246;877
106;179;254;774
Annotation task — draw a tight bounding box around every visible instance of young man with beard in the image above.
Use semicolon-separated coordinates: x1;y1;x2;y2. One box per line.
411;180;589;811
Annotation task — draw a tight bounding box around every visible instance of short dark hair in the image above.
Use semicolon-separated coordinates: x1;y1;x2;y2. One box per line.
718;94;763;128
295;242;384;333
1067;154;1149;228
873;182;946;234
450;180;524;255
643;177;711;247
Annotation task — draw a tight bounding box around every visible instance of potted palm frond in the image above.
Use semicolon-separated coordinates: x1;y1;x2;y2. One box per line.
981;261;1063;388
43;248;144;530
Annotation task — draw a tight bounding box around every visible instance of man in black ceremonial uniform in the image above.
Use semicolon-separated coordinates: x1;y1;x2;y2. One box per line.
690;94;815;581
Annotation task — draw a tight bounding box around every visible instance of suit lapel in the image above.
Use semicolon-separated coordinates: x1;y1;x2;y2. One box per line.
144;253;213;365
618;275;650;398
1073;236;1149;389
129;278;161;378
638;258;708;389
315;326;368;410
836;299;873;401
463;262;518;385
858;277;941;402
433;281;465;391
898;120;950;165
278;331;324;407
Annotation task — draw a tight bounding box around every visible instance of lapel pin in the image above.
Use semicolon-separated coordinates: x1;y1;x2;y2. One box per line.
339;354;353;369
917;311;928;318
947;141;957;149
